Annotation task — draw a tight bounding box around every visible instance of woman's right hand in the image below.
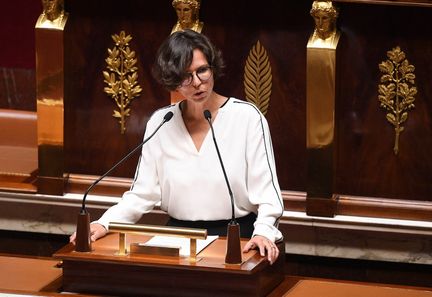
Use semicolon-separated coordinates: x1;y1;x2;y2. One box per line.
69;223;108;244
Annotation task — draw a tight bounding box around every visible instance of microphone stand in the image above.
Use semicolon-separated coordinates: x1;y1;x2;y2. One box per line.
204;110;242;264
74;111;174;252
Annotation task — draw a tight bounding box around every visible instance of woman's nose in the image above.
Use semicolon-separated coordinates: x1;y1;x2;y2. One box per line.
191;73;201;87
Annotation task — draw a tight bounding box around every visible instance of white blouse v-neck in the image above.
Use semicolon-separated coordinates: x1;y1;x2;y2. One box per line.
97;98;283;241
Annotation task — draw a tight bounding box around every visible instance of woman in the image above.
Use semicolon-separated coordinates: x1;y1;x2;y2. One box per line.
71;30;283;264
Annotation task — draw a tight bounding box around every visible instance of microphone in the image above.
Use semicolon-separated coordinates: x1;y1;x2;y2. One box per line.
204;109;242;264
75;111;174;252
203;110;236;223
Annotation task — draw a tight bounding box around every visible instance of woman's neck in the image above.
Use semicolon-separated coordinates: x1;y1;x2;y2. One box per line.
182;92;226;121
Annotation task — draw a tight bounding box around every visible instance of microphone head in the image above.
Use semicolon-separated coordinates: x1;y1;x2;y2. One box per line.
164;111;174;122
203;109;212;120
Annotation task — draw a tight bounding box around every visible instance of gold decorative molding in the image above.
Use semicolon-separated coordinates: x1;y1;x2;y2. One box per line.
378;46;417;155
103;31;142;134
244;40;272;116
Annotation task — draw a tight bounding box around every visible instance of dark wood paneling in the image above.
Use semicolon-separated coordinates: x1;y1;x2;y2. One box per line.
0;68;36;111
61;0;432;208
64;1;174;178
0;230;68;257
63;0;311;190
0;0;41;69
335;4;432;201
285;253;432;288
201;1;311;191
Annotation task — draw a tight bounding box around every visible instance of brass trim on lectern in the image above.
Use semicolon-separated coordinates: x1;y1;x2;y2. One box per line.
109;222;207;261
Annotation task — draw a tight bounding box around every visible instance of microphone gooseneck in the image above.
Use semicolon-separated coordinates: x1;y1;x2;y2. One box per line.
204;109;242;264
75;110;173;252
80;111;174;213
204;109;236;223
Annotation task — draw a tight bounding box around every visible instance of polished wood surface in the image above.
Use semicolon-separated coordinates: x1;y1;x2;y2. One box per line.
0;109;38;192
54;233;284;296
57;233;262;270
1;253;431;297
283;279;432;297
284;192;432;221
0;255;62;292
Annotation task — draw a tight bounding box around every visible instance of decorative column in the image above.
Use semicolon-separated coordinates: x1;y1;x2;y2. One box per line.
306;1;340;217
35;0;68;195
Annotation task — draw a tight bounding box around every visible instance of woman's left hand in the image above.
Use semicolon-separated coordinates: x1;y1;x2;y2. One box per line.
242;235;279;265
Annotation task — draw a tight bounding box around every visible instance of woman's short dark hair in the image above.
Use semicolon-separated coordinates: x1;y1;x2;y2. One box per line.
152;30;225;91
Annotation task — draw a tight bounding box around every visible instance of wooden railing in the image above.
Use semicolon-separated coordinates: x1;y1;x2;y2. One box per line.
0;109;37;192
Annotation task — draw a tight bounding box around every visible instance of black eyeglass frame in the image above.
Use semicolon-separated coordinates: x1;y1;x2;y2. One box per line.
179;65;213;87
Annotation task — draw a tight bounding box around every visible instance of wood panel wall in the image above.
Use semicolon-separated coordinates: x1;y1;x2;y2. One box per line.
63;0;432;210
63;0;310;190
0;0;41;111
334;3;432;202
2;0;429;218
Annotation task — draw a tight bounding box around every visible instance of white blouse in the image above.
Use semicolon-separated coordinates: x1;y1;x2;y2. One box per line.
97;98;284;242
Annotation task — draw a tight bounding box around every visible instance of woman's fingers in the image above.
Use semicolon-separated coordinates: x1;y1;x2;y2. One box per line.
69;223;108;244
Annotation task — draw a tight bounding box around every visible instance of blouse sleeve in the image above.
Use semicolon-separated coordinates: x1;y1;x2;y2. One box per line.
96;119;162;230
246;111;284;242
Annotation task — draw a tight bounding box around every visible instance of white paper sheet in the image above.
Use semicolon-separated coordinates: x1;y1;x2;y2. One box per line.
141;235;218;256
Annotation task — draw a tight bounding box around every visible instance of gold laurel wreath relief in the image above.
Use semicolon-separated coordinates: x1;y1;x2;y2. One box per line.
103;31;142;134
244;41;272;116
378;46;417;155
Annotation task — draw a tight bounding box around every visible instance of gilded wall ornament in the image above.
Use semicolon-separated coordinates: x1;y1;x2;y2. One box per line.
103;31;142;134
244;41;272;116
378;46;417;155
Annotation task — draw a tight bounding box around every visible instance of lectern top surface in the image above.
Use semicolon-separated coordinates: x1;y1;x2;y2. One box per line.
54;232;268;273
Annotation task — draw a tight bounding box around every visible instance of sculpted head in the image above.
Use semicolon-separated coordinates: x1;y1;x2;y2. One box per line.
310;1;338;40
41;0;64;21
172;0;201;30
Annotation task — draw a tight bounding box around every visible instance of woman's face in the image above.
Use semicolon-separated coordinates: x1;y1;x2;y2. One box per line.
177;49;214;104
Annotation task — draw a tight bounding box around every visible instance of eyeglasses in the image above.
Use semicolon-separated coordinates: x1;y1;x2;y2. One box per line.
180;65;212;87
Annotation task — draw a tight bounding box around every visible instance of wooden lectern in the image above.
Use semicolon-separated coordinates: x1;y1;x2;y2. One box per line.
54;233;284;297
